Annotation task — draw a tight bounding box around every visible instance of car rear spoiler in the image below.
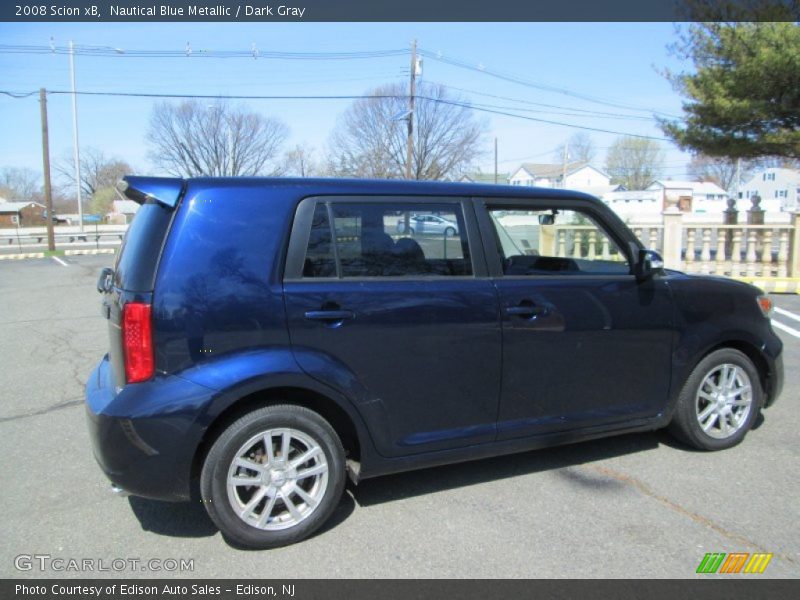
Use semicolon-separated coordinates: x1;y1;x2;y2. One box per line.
117;176;185;208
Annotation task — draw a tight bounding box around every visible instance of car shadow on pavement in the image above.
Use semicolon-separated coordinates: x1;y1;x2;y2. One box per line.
353;431;662;507
126;486;357;546
128;496;218;538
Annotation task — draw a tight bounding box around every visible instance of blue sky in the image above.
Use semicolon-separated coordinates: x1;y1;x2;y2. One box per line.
0;22;693;182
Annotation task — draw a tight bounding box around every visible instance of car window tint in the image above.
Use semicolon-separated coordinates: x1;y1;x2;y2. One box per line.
488;208;630;276
323;202;472;278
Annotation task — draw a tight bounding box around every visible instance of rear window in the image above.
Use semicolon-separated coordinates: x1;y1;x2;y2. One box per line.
113;201;174;292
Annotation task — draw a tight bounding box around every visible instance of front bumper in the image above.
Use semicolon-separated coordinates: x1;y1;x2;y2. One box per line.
85;355;215;501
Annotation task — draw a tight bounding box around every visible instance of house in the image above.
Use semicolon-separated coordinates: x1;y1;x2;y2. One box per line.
739;168;800;213
508;162;611;190
0;199;48;227
646;180;729;213
108;199;140;224
601;190;664;217
459;172;510;185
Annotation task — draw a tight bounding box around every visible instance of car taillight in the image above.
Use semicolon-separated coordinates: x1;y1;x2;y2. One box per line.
122;302;154;383
757;295;774;319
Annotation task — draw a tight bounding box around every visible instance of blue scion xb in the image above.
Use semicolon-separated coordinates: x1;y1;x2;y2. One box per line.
86;177;783;549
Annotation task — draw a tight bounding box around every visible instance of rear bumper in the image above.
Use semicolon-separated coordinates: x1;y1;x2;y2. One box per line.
84;355;215;501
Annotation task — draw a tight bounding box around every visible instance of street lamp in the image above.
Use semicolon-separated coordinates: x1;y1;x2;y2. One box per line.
68;40;124;232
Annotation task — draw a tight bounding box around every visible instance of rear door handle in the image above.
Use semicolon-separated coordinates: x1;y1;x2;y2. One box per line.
505;303;546;318
304;310;355;321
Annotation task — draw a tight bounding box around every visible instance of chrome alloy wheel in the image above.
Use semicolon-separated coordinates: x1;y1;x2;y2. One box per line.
226;428;329;531
695;364;753;440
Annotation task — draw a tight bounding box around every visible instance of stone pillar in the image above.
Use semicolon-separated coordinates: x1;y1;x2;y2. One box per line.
747;194;765;225
790;212;800;278
662;208;683;270
723;196;739;259
539;223;556;256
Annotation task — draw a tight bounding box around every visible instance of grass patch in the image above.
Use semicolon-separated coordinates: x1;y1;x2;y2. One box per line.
43;249;66;257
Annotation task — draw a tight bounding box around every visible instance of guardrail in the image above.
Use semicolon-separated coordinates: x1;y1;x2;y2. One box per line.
1;225;128;247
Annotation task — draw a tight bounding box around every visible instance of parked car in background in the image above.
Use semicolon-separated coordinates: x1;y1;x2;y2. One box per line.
396;213;459;236
86;177;783;549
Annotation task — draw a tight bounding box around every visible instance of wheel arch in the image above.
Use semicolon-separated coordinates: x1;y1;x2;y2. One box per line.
190;385;367;490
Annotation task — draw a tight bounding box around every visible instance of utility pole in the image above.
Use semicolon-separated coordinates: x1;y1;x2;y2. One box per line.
405;39;417;181
494;137;498;184
39;88;55;252
69;40;85;233
562;140;569;188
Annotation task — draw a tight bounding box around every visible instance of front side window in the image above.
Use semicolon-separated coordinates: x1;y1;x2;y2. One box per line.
302;201;472;278
488;207;630;276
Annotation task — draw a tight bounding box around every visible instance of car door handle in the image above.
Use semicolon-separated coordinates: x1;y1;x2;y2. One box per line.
304;310;355;321
505;304;546;317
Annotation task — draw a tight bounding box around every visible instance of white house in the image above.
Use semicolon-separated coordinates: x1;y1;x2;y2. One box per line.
508;162;611;190
601;190;664;218
739;168;800;213
646;180;729;214
108;199;140;224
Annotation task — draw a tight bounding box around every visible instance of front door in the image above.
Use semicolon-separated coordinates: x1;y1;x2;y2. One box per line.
283;197;502;457
479;201;675;439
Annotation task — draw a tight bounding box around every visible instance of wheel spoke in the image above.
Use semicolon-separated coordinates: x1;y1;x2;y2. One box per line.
719;413;731;436
239;487;268;519
697;404;716;422
281;491;302;522
281;431;291;462
293;485;318;509
698;390;716;403
235;457;265;473
701;412;719;432
731;397;750;407
290;446;321;469
730;384;751;398
229;475;261;487
295;463;327;480
264;433;275;465
255;493;278;528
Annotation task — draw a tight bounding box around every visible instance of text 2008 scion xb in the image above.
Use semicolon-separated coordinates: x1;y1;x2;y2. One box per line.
86;176;783;549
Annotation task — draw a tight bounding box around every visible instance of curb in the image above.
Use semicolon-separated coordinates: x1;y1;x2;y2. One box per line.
0;248;116;261
734;278;800;294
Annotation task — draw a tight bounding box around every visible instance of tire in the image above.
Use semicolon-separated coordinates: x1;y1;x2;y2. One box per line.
201;404;346;549
668;348;763;451
444;227;456;237
408;227;415;236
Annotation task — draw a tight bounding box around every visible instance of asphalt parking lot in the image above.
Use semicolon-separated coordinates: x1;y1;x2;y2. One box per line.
0;254;798;579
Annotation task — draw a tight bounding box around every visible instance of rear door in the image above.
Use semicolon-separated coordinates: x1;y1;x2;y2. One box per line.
283;196;502;458
476;198;675;439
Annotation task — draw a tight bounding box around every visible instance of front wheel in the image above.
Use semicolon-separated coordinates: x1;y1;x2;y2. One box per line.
668;348;762;450
444;226;456;237
201;404;346;548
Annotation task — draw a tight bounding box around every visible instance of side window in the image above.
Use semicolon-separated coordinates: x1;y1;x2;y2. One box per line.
302;201;472;278
488;207;630;276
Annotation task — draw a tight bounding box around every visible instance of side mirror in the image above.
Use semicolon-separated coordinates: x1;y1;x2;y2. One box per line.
635;249;664;281
538;214;555;225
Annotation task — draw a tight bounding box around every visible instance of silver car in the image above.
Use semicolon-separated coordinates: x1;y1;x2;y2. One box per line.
396;214;459;236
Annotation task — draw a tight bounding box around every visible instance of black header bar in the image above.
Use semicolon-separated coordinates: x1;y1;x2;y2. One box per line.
2;0;799;22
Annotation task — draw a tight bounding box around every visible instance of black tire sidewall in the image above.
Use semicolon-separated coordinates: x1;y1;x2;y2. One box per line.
673;349;763;451
201;405;346;549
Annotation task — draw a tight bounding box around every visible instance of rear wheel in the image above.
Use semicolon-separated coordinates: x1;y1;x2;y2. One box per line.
444;226;456;237
201;404;346;548
668;348;762;450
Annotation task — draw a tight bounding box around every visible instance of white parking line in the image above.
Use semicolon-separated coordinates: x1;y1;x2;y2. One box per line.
772;319;800;339
774;306;800;323
51;256;68;267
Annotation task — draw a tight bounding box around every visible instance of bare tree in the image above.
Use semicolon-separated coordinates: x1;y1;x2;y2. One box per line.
553;132;597;164
55;147;133;199
327;82;487;180
147;101;289;177
0;167;41;201
686;155;754;192
605;136;666;190
281;144;318;177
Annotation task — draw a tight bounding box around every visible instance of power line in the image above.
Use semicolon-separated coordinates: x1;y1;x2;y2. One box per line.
418;48;681;120
0;44;408;60
1;88;671;141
